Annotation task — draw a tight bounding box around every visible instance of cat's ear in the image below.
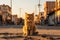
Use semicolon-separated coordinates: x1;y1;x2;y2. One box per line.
25;12;28;15
25;12;27;14
32;13;34;14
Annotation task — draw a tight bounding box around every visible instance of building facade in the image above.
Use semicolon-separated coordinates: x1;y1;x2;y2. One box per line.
44;1;55;20
55;0;60;24
0;4;12;25
45;0;60;25
34;12;44;25
12;15;18;25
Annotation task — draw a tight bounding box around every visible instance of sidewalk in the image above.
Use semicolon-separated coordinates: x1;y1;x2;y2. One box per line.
36;25;60;30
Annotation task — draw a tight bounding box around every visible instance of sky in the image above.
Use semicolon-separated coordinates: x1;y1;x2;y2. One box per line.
0;0;55;18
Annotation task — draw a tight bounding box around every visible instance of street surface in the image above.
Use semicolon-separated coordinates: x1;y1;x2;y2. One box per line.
0;25;60;40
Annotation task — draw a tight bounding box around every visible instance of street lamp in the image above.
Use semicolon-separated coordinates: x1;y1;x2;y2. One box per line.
38;0;40;13
38;0;42;25
10;0;12;14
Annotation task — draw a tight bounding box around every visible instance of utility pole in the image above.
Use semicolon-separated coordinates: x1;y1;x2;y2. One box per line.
20;8;21;17
11;0;12;9
38;0;41;25
38;0;40;13
35;5;37;15
10;0;13;22
10;0;12;14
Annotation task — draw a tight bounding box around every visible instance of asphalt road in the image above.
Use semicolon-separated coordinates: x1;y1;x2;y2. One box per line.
0;25;60;40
